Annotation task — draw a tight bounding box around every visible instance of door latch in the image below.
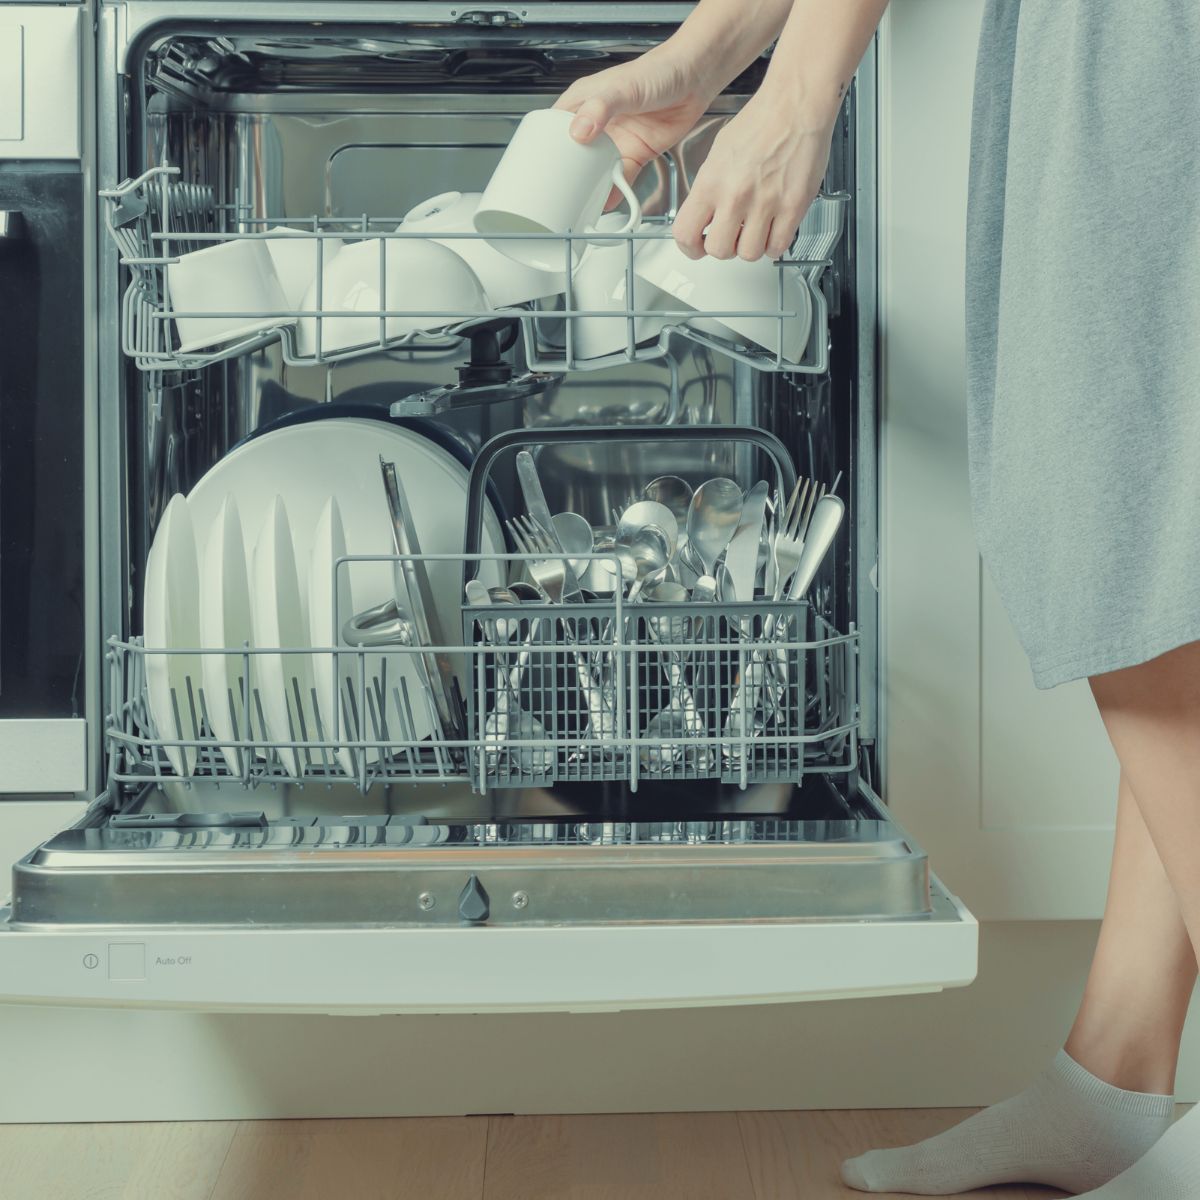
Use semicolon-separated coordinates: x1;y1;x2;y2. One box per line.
455;10;524;27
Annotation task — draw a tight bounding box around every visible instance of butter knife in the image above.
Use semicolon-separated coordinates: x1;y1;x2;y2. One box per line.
723;480;770;604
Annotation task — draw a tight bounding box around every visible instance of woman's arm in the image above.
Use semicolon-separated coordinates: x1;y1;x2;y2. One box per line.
554;0;792;188
675;0;890;260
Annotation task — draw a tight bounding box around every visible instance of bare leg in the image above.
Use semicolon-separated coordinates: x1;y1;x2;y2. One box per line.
1089;642;1200;965
841;766;1184;1194
1030;641;1200;1198
1066;773;1196;1095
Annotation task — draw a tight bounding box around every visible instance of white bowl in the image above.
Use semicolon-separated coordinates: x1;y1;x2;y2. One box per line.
263;226;344;311
296;237;489;357
635;239;813;364
399;191;564;308
166;237;291;353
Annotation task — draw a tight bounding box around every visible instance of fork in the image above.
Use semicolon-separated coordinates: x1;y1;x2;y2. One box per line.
509;514;584;603
722;475;827;757
508;517;618;747
772;477;824;602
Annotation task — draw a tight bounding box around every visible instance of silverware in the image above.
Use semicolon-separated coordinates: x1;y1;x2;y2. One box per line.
641;610;712;774
722;476;828;757
786;493;845;600
508;516;618;746
379;457;465;741
343;596;414;648
723;480;770;603
616;500;678;560
551;511;594;579
686;478;742;602
472;585;552;775
772;478;818;601
515;450;577;570
642;476;693;531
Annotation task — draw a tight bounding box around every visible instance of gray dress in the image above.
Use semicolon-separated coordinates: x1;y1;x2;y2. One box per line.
967;0;1200;688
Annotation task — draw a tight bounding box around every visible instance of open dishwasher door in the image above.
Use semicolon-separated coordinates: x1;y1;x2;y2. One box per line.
0;780;975;1013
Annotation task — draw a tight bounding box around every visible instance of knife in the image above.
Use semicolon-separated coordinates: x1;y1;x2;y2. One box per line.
723;480;770;603
515;449;584;602
379;457;466;741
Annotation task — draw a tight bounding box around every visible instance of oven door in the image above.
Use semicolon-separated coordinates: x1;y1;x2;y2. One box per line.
0;781;976;1013
0;3;90;796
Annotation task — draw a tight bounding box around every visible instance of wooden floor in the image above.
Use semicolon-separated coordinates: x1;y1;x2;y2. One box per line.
0;1110;1074;1200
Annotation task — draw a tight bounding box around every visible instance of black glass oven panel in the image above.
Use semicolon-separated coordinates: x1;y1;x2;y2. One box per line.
0;163;85;717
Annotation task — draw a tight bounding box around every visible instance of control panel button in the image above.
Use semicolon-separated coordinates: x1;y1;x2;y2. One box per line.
107;943;147;982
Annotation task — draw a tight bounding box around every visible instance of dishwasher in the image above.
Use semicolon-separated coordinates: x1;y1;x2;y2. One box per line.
0;1;977;1013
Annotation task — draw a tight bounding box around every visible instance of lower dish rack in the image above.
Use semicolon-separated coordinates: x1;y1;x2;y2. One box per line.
105;561;858;796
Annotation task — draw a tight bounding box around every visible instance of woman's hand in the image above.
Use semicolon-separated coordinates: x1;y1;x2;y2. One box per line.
673;92;836;262
554;49;716;192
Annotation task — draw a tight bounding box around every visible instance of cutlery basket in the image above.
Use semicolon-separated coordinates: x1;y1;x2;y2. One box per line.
461;427;859;792
460;594;858;792
100;164;843;377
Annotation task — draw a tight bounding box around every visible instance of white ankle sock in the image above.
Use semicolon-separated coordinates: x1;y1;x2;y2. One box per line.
1076;1102;1200;1199
840;1051;1174;1195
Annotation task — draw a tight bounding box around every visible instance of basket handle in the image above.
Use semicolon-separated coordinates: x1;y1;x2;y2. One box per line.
463;424;798;560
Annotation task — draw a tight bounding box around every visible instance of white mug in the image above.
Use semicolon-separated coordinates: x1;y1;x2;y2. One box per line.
474;108;643;274
166;237;291;353
399;191;564;308
635;237;814;364
564;216;668;359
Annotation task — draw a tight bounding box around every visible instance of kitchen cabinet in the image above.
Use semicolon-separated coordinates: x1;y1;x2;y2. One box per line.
879;0;1117;921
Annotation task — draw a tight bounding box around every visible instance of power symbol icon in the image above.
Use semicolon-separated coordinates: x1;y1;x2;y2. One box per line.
82;954;99;970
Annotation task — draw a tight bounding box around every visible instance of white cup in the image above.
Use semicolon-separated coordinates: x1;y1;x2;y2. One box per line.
475;108;643;274
635;238;814;364
296;236;489;357
399;191;563;308
263;227;344;311
563;216;668;360
166;237;291;353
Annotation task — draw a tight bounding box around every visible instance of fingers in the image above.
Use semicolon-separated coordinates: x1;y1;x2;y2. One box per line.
673;190;716;260
736;212;772;263
567;94;616;144
675;189;816;263
765;197;815;260
555;70;641;144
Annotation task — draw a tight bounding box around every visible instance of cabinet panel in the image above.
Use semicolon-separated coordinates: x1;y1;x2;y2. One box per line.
981;575;1119;833
0;7;80;160
0;800;83;904
879;0;1113;920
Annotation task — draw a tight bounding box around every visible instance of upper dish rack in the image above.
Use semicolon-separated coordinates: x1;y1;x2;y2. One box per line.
100;166;848;378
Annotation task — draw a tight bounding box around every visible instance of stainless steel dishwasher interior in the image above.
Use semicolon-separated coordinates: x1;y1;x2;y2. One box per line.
70;20;883;929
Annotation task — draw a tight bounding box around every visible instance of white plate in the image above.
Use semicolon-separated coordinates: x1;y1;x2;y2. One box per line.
199;495;254;776
308;496;359;780
186;418;505;762
252;497;317;779
143;493;201;776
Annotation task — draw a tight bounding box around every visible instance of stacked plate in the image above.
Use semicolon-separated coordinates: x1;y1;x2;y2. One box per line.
142;418;504;779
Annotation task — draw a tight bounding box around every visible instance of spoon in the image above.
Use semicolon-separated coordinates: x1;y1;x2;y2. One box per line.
616;500;678;559
643;476;693;530
686;478;742;602
552;511;594;579
586;537;637;595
